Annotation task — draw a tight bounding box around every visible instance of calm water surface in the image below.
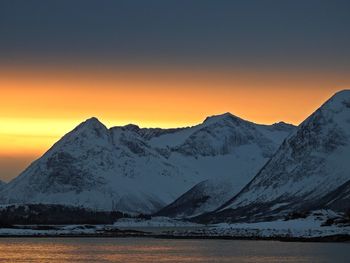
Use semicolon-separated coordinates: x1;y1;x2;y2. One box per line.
0;238;349;263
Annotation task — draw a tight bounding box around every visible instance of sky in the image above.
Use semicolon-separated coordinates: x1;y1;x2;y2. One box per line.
0;0;350;181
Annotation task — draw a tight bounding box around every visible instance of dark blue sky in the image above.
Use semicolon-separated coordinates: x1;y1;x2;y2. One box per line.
0;0;350;71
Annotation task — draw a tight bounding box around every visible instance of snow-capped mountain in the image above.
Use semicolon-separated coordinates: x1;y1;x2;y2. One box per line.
156;118;295;218
200;90;350;223
0;118;187;214
0;113;294;215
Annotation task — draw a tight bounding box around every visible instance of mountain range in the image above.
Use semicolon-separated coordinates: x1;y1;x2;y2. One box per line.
0;112;294;215
0;90;349;224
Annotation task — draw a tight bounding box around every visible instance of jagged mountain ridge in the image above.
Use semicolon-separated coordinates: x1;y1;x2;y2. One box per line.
197;90;350;223
156;118;295;218
0;113;294;214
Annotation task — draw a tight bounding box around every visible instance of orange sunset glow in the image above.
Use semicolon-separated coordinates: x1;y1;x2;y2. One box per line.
1;66;348;160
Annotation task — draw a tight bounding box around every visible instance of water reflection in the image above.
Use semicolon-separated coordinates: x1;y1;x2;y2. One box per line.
0;238;348;263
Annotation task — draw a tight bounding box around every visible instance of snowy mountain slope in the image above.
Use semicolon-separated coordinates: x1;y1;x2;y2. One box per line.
319;179;350;212
0;180;5;190
155;116;295;218
0;113;294;215
199;90;350;223
155;179;236;218
0;118;189;214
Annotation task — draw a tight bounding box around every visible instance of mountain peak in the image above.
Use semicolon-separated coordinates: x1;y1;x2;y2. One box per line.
271;121;296;131
322;89;350;110
72;117;108;135
123;124;141;132
85;116;101;123
333;89;350;98
203;112;244;125
81;116;103;126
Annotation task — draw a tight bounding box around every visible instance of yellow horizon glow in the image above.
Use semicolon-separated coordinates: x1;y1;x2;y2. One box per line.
0;66;349;158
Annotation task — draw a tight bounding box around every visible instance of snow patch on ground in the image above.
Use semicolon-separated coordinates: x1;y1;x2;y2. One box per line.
0;212;349;239
167;211;350;238
113;217;202;227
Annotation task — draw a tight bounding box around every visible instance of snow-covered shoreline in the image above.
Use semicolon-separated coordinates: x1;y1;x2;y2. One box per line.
1;215;349;242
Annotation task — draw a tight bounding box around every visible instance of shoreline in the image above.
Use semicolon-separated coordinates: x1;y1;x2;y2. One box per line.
0;230;349;243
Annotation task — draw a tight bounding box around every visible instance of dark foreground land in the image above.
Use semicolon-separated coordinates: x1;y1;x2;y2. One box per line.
1;204;350;242
0;224;350;243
